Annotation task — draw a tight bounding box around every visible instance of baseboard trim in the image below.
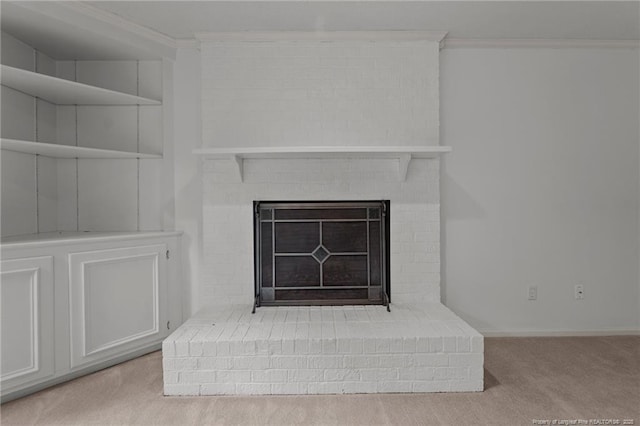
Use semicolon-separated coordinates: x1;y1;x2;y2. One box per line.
480;329;640;337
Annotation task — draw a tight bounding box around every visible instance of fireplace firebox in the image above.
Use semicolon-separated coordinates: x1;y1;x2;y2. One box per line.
254;201;390;309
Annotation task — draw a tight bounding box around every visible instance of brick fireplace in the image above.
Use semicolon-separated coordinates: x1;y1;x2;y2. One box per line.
163;32;484;395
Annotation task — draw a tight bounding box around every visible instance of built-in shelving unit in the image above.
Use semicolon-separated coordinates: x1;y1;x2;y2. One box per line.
193;145;452;181
1;139;162;159
0;64;160;105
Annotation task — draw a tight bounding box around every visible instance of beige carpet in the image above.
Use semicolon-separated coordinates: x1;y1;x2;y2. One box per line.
1;337;638;425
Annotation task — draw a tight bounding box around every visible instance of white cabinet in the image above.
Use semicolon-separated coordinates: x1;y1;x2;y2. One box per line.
68;244;167;369
0;232;182;402
0;256;55;394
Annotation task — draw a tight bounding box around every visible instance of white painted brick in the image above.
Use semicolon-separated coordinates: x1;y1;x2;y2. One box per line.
198;357;232;370
449;380;483;392
363;338;377;354
344;355;379;369
162;341;175;357
413;381;451;393
164;384;200;396
416;337;429;353
414;354;448;367
163;371;179;384
322;339;337;354
341;381;378;394
216;341;231;356
415;367;436;380
200;384;236;395
471;336;484;353
360;368;398;381
175;342;190;357
378;381;412;393
449;353;483;367
251;369;288;383
307;338;321;354
163;357;197;371
270;356;308;369
350;338;364;354
337;339;351;353
307;382;342;395
308;355;343;369
271;383;303;395
216;370;251;383
389;338;404;353
233;356;270;370
375;338;391;353
288;369;324;382
434;367;469;380
403;338;416;353
236;383;271;394
324;369;361;381
163;304;484;396
442;336;456;353
294;339;309;354
377;355;408;368
429;337;443;353
469;366;484;380
456;336;471;353
180;371;216;384
189;342;204;356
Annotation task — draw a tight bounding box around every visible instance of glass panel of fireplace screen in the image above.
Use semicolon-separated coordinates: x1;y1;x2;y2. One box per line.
255;201;388;306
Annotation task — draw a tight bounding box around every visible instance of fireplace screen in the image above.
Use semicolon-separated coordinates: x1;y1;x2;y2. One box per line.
254;201;389;307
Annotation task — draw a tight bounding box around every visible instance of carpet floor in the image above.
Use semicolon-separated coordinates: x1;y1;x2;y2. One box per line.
1;336;638;425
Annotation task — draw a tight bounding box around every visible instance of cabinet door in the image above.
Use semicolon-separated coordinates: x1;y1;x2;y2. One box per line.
0;256;54;394
68;244;166;369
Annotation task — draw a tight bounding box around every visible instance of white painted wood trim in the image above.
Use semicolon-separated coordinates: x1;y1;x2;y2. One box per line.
1;65;161;105
68;244;165;369
194;146;451;182
196;30;448;42
8;2;176;59
1;139;162;160
0;231;183;249
193;145;451;157
443;38;640;49
0;256;55;393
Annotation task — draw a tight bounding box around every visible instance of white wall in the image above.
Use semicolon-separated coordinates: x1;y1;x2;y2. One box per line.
441;47;640;334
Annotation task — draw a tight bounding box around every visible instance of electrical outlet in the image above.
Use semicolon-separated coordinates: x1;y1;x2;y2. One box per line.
575;284;584;300
528;286;538;301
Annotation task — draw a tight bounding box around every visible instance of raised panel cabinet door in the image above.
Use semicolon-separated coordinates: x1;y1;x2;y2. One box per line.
68;244;167;369
0;256;54;395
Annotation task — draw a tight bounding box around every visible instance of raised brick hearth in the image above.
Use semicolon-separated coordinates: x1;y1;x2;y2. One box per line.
163;303;483;395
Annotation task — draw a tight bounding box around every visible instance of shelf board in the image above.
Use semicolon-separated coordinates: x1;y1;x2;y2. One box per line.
193;145;452;181
1;231;183;249
1;65;161;105
1;139;162;159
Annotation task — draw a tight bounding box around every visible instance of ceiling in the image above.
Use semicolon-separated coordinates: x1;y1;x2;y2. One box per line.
1;1;638;60
85;1;640;41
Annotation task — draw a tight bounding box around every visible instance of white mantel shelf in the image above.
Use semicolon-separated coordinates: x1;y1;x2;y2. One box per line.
193;146;452;182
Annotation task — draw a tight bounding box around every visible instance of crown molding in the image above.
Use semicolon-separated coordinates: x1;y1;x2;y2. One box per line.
11;2;177;59
443;38;640;49
196;31;448;43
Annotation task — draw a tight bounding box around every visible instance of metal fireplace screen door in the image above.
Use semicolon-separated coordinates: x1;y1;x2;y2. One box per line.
254;201;389;311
